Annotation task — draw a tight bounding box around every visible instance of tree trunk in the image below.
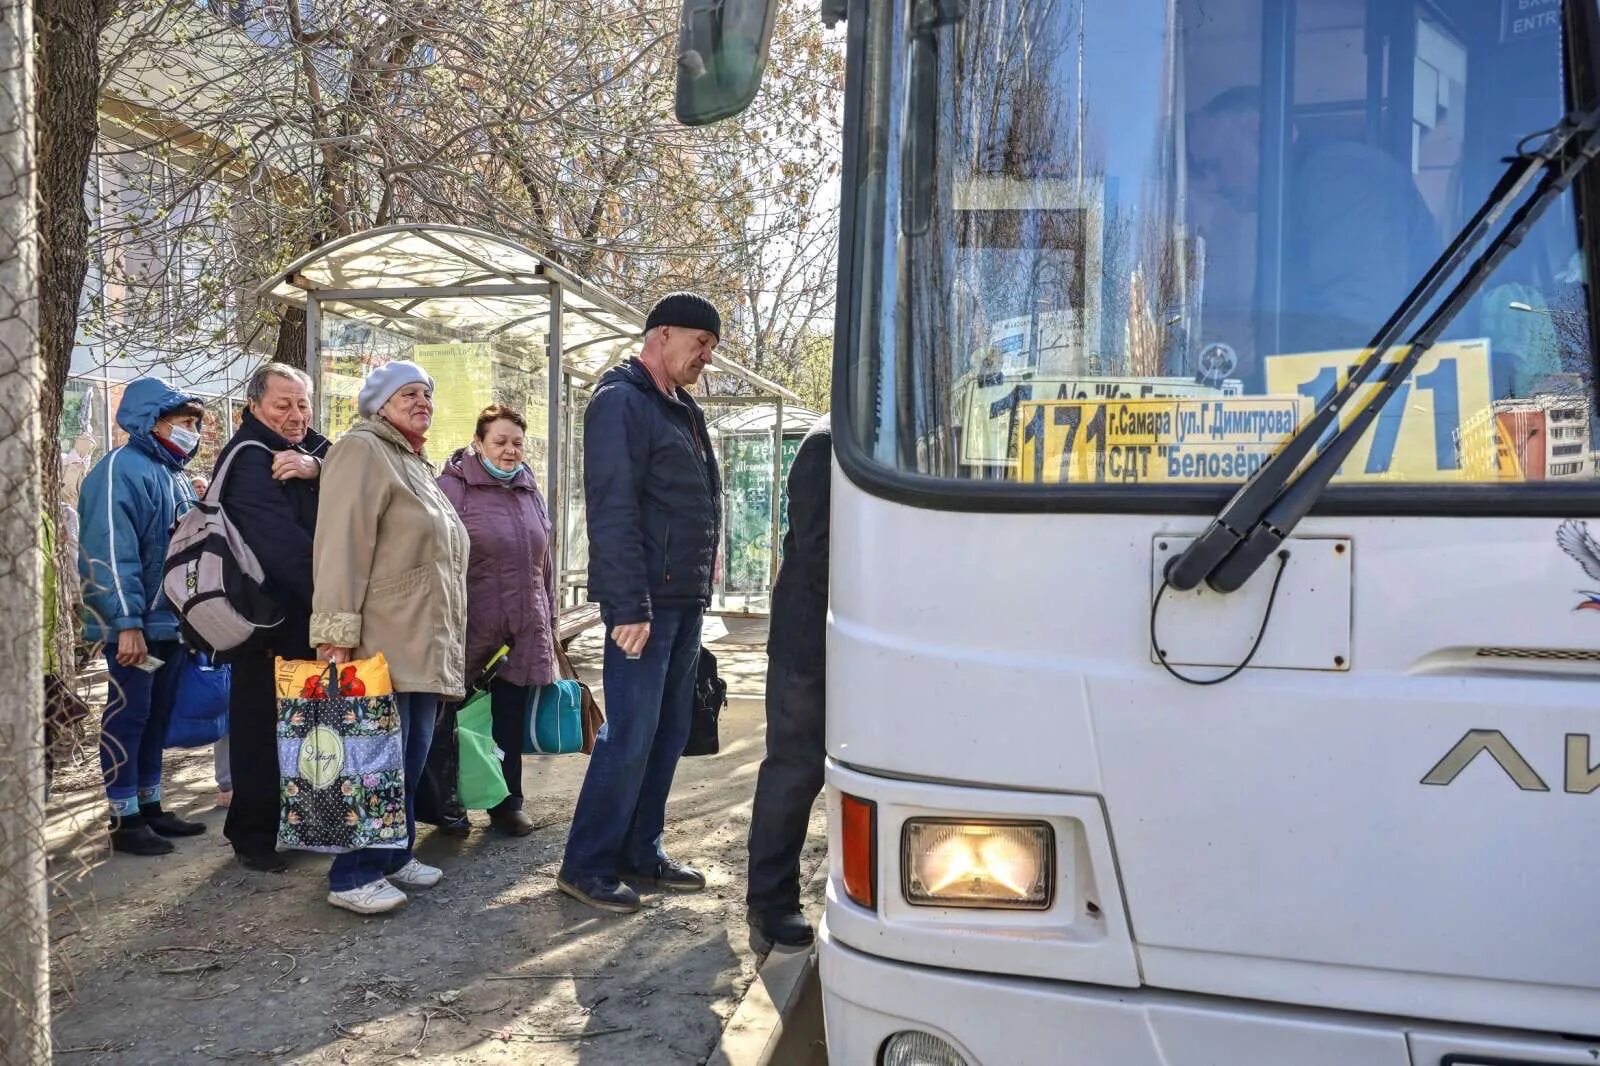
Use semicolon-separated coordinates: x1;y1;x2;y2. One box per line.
34;0;115;504
274;305;308;371
0;0;51;1057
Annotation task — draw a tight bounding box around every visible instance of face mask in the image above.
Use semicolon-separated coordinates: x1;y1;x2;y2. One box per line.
480;454;519;482
166;425;200;453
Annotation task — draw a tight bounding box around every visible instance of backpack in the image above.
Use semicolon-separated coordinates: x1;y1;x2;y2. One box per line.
161;440;284;653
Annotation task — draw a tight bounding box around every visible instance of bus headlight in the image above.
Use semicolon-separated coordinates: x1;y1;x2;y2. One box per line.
901;819;1053;909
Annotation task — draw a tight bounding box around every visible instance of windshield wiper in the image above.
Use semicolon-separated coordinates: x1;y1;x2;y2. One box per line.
1165;104;1600;595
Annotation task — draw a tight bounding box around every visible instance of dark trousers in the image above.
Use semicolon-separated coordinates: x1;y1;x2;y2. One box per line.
419;679;526;816
101;640;184;813
418;703;464;825
223;650;282;856
746;660;826;914
489;678;527;813
561;605;702;880
329;693;437;891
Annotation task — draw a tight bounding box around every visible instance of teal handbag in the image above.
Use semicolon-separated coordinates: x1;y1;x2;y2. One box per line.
524;680;584;755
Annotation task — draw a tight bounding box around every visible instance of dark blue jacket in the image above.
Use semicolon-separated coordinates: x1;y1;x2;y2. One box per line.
584;358;722;624
215;408;330;658
77;379;200;643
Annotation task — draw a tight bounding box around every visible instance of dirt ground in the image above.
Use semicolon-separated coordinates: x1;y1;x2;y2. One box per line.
46;615;827;1065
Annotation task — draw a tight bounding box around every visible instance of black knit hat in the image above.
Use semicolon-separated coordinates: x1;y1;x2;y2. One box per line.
645;292;721;341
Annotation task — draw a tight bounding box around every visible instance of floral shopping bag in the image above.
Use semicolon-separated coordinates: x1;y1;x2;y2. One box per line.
274;654;406;853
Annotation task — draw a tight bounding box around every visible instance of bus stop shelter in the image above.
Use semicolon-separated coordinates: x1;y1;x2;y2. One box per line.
257;224;800;618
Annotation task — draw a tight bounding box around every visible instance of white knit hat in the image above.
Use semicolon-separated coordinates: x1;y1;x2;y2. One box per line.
357;360;432;419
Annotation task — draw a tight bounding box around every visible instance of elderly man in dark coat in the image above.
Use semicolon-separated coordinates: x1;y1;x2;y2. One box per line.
558;293;724;915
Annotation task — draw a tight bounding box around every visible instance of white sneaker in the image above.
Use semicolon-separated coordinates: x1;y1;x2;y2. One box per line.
389;858;443;888
327;878;406;915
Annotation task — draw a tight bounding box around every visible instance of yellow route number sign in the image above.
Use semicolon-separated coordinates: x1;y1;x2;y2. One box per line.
1264;339;1516;483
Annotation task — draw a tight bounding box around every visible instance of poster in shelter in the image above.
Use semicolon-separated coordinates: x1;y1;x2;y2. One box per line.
721;434;802;594
413;343;495;463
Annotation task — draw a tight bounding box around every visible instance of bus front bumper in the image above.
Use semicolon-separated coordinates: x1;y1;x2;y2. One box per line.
817;922;1597;1066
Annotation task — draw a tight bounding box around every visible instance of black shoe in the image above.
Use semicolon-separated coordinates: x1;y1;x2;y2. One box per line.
140;803;207;837
748;909;815;954
625;857;706;893
490;808;535;836
556;873;641;914
431;814;472;838
109;815;175;856
235;850;288;873
422;799;473;837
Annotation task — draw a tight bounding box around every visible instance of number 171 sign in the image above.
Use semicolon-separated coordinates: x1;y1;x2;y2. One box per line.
1264;338;1507;483
1011;340;1513;485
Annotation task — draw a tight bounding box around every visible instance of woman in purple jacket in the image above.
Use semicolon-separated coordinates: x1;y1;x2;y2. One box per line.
438;404;557;835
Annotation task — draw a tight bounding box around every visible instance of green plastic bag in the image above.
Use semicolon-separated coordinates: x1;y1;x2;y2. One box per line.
456;691;511;811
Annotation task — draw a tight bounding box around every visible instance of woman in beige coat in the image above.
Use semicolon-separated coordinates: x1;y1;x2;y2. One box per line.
310;361;469;915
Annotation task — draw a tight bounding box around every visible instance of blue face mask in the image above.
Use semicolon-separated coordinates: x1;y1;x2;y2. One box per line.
166;424;201;453
480;454;519;482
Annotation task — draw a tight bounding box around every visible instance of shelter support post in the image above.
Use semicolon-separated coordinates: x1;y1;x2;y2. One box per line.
547;281;563;580
771;395;784;586
306;295;321;423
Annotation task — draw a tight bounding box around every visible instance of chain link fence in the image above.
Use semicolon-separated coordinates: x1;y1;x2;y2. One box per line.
0;0;51;1059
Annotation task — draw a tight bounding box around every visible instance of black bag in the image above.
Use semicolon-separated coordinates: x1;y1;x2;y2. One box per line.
415;702;469;834
684;646;726;756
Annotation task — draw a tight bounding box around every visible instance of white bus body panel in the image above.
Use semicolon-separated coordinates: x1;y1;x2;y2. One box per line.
827;471;1600;1036
819;921;1600;1065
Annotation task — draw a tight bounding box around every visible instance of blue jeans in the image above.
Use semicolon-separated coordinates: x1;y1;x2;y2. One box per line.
561;604;703;882
102;640;184;814
329;692;438;892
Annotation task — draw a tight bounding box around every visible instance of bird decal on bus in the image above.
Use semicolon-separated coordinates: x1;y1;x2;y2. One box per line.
1555;519;1600;612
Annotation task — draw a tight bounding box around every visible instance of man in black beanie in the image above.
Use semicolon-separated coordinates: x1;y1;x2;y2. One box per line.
559;293;725;914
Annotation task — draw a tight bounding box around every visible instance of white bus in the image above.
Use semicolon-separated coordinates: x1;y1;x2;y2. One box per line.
679;1;1600;1062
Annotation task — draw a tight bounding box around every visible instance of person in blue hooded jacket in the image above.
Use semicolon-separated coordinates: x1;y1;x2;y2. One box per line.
78;378;209;856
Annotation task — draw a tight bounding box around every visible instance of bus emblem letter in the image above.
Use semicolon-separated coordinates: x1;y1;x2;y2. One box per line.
1566;734;1600;794
1422;729;1550;791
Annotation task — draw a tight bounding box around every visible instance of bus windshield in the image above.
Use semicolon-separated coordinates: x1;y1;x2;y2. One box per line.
850;0;1597;489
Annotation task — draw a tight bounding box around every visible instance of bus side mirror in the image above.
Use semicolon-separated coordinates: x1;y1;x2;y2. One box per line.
674;0;780;126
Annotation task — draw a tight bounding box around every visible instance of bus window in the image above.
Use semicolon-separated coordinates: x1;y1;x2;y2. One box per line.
860;0;1595;488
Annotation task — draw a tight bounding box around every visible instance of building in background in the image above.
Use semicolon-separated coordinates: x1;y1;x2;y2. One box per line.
1492;392;1592;481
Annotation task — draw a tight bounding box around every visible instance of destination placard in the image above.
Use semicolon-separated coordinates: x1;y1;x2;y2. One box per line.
958;375;1240;468
1014;396;1303;485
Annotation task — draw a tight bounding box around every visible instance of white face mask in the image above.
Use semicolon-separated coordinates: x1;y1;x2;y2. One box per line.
166;424;200;453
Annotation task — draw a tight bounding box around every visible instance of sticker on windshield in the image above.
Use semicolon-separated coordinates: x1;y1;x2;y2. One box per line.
1194;342;1239;387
